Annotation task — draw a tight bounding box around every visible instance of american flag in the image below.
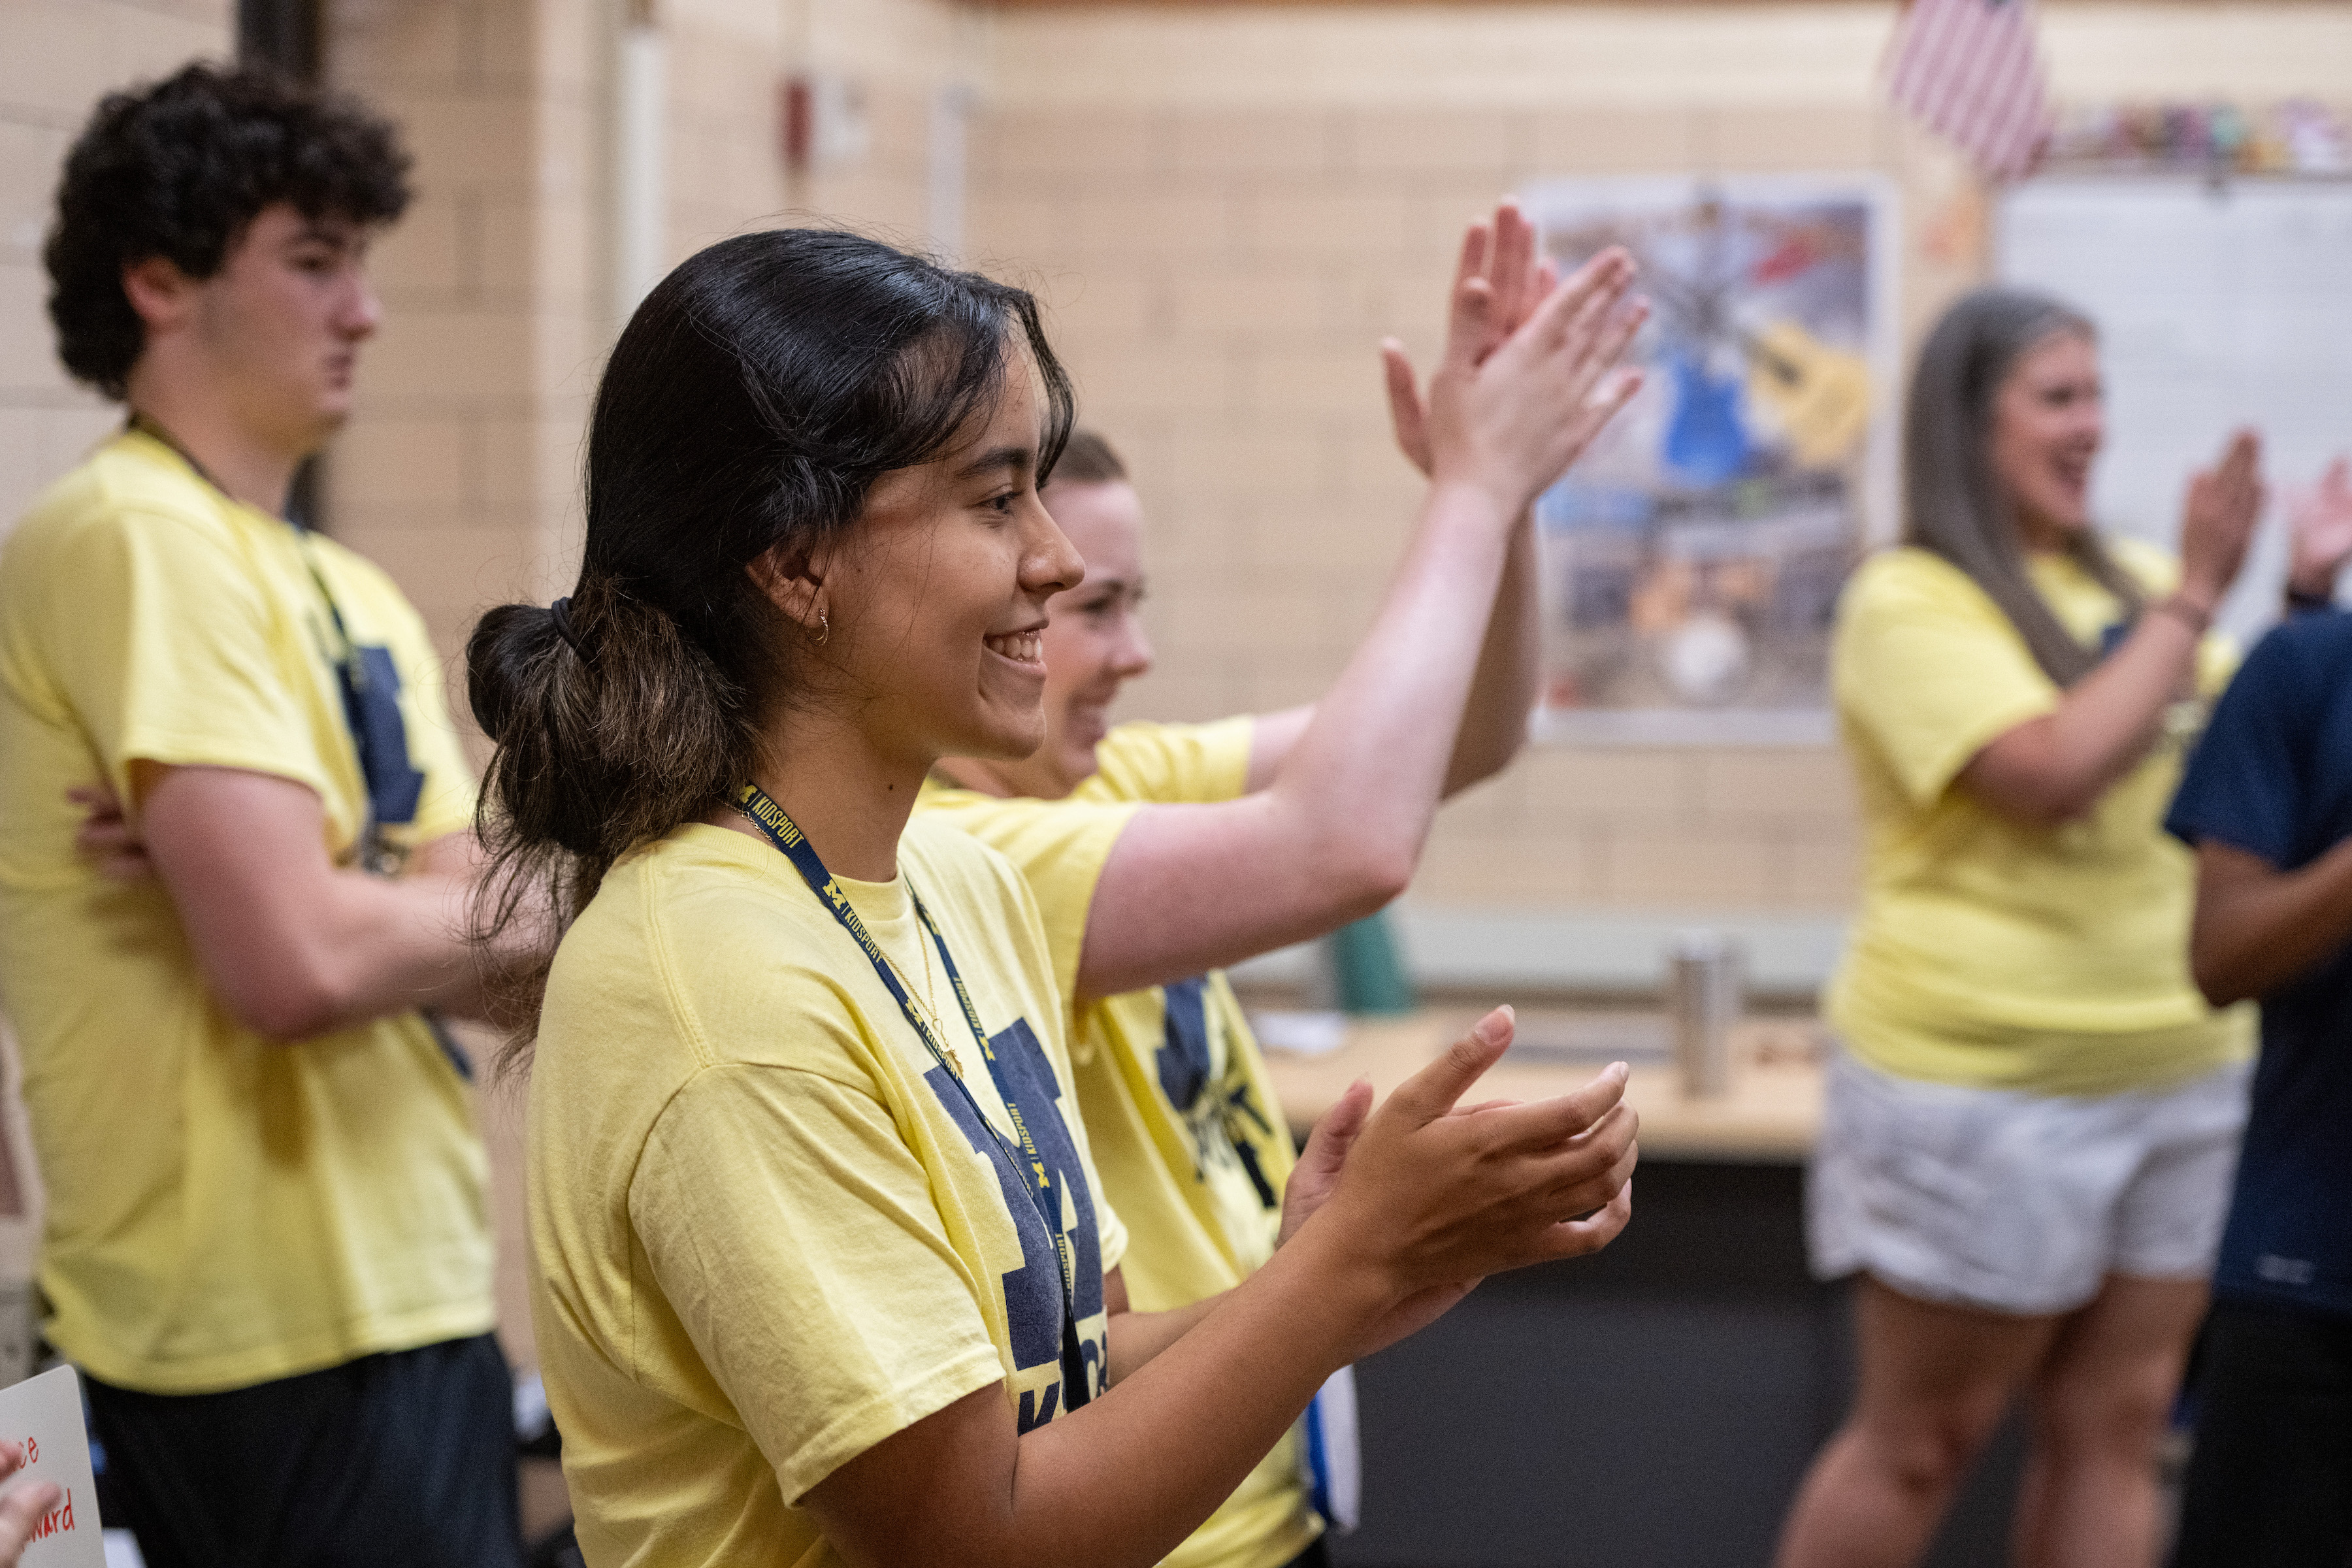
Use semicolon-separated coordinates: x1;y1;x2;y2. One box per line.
1885;0;2055;181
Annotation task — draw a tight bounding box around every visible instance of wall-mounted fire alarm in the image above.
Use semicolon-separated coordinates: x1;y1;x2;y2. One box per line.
781;73;871;174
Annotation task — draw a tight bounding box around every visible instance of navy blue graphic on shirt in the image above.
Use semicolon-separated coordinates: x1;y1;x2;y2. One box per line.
925;1015;1107;1432
1154;978;1281;1209
340;645;424;825
1156;977;1214;1112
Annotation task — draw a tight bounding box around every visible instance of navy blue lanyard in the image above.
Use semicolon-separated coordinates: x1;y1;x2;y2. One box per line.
728;782;1092;1409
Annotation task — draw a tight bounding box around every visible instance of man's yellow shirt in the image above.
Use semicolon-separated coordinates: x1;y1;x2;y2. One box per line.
0;430;493;1394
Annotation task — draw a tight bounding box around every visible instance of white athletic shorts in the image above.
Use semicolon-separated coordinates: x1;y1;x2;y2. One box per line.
1806;1045;2251;1316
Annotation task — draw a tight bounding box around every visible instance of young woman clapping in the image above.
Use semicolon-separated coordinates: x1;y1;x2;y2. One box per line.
467;228;1640;1568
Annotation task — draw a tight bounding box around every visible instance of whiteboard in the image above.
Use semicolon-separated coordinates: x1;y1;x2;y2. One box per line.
1999;177;2352;645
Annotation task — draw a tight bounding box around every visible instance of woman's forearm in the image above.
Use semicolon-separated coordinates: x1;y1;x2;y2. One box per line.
1260;479;1520;894
1017;1232;1381;1563
1075;481;1521;996
806;1015;1639;1568
1444;506;1542;796
806;1206;1388;1568
1963;608;2203;826
1103;1295;1220;1385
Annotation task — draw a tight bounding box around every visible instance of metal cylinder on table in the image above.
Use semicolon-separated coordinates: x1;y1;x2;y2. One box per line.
1668;930;1743;1099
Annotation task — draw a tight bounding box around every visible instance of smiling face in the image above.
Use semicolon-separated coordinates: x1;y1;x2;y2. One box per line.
977;476;1154;800
1986;327;2104;549
812;353;1086;771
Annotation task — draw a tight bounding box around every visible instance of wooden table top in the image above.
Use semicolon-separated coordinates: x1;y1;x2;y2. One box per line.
1258;1007;1828;1165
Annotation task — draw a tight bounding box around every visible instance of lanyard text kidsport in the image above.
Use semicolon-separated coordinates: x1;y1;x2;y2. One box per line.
727;781;1094;1411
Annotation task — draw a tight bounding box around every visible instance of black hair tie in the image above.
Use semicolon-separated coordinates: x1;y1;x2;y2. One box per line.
549;596;587;660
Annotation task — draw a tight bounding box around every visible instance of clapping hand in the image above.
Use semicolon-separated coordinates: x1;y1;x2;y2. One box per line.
2178;429;2265;613
2287;456;2352;603
1383;202;1645;483
1277;1007;1637;1359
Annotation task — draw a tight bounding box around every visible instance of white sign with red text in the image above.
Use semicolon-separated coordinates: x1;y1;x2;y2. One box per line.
0;1367;101;1565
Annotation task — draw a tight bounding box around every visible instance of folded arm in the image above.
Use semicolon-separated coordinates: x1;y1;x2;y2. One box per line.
1958;606;2205;827
1964;432;2264;829
133;762;492;1039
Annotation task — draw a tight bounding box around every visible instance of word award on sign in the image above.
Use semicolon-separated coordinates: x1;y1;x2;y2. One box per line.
0;1366;102;1565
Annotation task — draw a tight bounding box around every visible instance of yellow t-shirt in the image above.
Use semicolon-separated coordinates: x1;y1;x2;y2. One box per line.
1826;541;2253;1094
0;429;492;1394
918;717;1319;1568
529;817;1126;1568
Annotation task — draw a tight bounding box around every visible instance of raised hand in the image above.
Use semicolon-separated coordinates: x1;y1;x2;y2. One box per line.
2287;455;2352;602
1418;247;1648;514
1297;1005;1637;1359
1384;202;1563;477
2179;429;2264;612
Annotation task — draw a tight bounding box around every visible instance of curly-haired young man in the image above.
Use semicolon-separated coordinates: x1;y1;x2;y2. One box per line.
0;63;525;1567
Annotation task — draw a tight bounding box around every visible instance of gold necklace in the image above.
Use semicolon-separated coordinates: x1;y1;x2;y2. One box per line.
877;909;963;1077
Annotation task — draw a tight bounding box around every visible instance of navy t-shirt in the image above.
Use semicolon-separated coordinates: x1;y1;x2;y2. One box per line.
2167;608;2352;1319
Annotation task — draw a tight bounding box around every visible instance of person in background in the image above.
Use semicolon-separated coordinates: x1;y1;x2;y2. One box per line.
476;225;1639;1568
0;65;523;1567
920;204;1642;1568
1772;287;2264;1568
2161;457;2352;1568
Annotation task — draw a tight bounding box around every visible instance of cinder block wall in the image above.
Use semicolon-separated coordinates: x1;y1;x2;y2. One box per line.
329;0;608;666
328;0;973;668
965;7;1968;924
0;1;234;527
963;1;2352;929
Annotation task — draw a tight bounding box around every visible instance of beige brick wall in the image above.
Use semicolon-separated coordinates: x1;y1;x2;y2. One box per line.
326;0;972;673
327;0;621;1372
966;10;1950;920
329;0;606;673
966;1;2352;922
0;0;234;530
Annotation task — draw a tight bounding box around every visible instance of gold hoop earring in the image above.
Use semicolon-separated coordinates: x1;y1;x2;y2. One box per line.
818;609;830;646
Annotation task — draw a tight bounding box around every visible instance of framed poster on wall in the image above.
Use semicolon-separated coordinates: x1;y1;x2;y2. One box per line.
1523;175;1899;745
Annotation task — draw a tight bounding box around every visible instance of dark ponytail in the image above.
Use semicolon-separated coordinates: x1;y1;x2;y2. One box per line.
467;229;1074;1064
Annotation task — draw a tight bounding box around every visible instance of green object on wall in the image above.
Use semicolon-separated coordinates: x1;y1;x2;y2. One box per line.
1329;911;1416;1016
